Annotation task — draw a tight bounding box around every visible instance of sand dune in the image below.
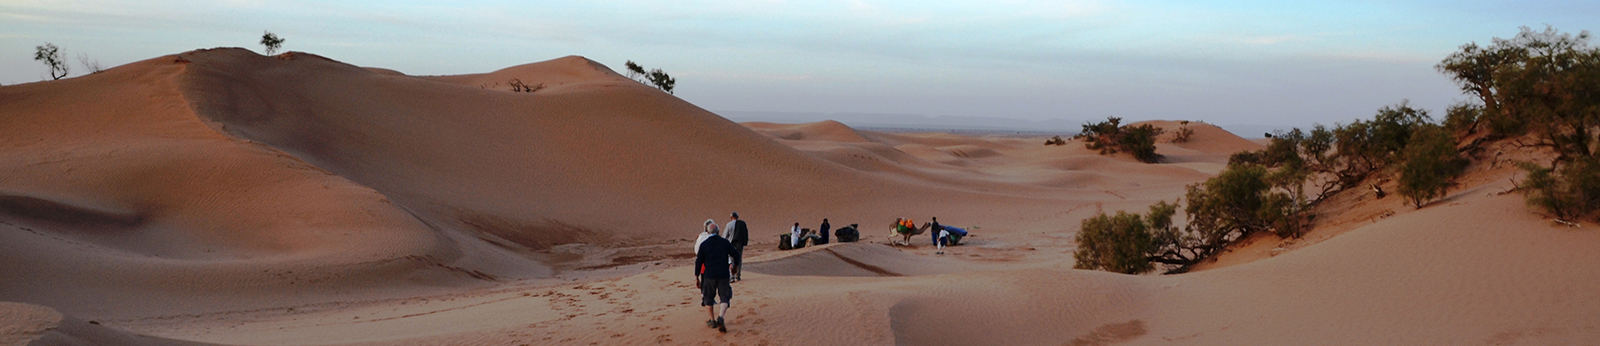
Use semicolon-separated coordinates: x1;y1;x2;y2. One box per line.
3;49;1594;346
1;303;219;346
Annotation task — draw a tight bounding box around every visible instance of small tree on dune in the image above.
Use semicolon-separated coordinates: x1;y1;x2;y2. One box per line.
34;43;69;80
260;31;286;55
1396;124;1468;208
623;60;677;94
625;60;646;81
647;68;676;94
1171;121;1195;143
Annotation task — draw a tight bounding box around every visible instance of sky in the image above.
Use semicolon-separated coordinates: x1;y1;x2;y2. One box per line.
3;0;1597;129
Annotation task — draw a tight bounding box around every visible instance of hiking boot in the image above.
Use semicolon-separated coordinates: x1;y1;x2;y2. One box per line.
716;317;726;333
706;319;716;328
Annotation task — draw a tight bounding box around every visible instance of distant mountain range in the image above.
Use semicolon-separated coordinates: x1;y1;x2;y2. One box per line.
716;110;1292;138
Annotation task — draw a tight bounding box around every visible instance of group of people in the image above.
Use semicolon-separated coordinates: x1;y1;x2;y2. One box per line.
788;218;860;249
693;212;964;333
694;212;748;333
894;216;968;254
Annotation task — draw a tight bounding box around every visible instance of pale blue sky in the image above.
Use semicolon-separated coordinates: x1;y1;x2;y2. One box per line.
3;0;1595;128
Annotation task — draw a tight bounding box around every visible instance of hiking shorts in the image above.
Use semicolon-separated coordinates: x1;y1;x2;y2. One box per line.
701;278;732;306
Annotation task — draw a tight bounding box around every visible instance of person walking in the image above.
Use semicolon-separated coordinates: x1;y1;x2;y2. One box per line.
724;212;749;281
817;218;831;245
696;219;719;254
695;228;740;333
935;227;951;254
929;217;943;246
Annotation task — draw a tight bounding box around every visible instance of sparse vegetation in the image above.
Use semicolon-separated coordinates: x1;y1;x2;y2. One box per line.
1397;124;1468;208
624;60;676;94
1073;203;1164;274
1073;26;1600;275
77;53;104;74
260;31;286;55
34;43;69;80
509;79;545;93
1171;121;1195;143
1044;136;1067;146
1436;26;1600;220
1073;116;1165;163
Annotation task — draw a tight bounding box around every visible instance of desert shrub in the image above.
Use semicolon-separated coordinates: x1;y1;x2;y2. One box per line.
1520;158;1600;221
1044;135;1067;146
1442;102;1483;136
1397;124;1469;208
34;43;68;80
1076;116;1123;154
76;53;103;74
1073;210;1156;274
1186;164;1300;239
1228;125;1338;203
1073;117;1165;163
509;79;545;93
1075;164;1305;274
647;69;675;94
623;60;676;94
1121;124;1164;163
1171;121;1195;143
260;31;285;55
1334;102;1431;177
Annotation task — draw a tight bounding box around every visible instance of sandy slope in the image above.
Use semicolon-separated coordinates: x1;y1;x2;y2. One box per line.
0;54;508;324
3;49;1595;345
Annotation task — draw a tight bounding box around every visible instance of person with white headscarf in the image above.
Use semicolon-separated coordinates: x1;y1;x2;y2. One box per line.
696;219;719;254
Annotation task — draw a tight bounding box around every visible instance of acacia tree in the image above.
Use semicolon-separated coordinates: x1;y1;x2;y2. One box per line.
647;68;675;94
34;43;69;80
624;60;646;81
1439;26;1600;220
623;60;676;94
260;31;286;55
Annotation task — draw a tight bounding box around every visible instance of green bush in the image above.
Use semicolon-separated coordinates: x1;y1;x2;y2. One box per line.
1074;117;1165;163
260;31;285;55
1520;158;1600;221
1439;26;1600;219
1073;210;1156;274
1074;163;1305;274
1397;124;1468;208
1185;164;1301;239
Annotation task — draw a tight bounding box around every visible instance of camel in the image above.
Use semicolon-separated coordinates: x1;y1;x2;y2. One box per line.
887;221;932;246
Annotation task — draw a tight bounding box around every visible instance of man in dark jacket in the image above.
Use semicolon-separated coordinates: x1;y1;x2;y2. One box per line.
696;231;740;333
817;218;831;245
724;212;749;281
930;217;943;246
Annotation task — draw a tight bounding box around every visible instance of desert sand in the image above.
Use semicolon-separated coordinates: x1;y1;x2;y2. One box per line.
1;49;1596;345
